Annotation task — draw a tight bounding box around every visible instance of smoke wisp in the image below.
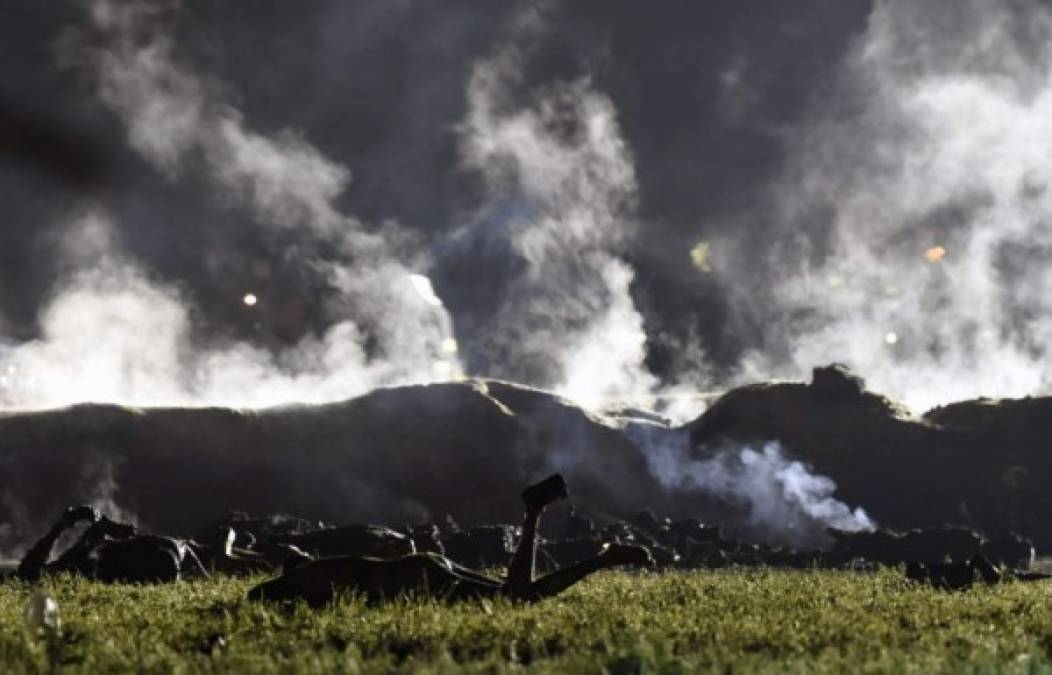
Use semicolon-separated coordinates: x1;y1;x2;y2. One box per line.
633;424;873;547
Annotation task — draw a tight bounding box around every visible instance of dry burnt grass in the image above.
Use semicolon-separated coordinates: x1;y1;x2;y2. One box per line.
3;570;1052;673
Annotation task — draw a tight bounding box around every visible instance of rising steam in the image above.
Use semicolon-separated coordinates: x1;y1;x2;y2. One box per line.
457;54;654;410
3;0;709;421
13;1;1035;545
730;0;1052;412
2;0;460;409
6;2;1052;415
450;7;709;420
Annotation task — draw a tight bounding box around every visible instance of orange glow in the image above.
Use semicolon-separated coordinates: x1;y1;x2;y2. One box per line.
924;245;947;263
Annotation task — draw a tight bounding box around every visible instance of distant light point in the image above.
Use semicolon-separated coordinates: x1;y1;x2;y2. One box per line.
689;241;712;272
243;293;258;307
924;245;947;263
884;331;899;346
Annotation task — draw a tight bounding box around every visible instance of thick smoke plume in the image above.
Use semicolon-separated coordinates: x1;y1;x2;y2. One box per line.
4;1;712;421
729;0;1052;412
2;0;460;409
11;2;1052;415
20;1;1051;546
451;8;663;413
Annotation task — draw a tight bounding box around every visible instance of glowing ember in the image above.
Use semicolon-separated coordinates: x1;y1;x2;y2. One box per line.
242;293;258;307
689;241;712;272
924;245;947;263
884;331;899;345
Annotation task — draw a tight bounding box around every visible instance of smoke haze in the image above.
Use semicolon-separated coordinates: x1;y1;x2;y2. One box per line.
2;0;875;415
4;1;1052;542
5;0;461;409
731;0;1052;412
7;0;1048;416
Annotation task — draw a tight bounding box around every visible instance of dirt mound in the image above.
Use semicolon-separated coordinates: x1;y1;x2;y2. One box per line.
686;365;1052;548
0;380;670;554
4;368;1052;553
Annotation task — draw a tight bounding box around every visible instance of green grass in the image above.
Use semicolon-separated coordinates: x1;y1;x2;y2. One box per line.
3;569;1052;673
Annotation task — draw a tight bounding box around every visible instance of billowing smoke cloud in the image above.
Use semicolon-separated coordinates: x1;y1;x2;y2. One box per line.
447;7;709;420
456;30;651;407
16;1;1041;545
1;1;884;410
0;2;874;546
2;1;714;421
727;0;1052;412
1;0;461;409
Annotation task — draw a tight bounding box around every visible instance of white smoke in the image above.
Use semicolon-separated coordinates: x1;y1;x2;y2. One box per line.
634;425;873;547
0;213;464;409
68;0;354;235
77;450;139;526
731;0;1052;412
0;0;720;420
455;10;706;420
2;1;901;552
0;0;460;410
20;1;1052;420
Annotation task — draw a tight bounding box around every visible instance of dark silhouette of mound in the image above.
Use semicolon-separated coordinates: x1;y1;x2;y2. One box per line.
3;367;1052;554
686;364;1051;547
0;380;680;554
